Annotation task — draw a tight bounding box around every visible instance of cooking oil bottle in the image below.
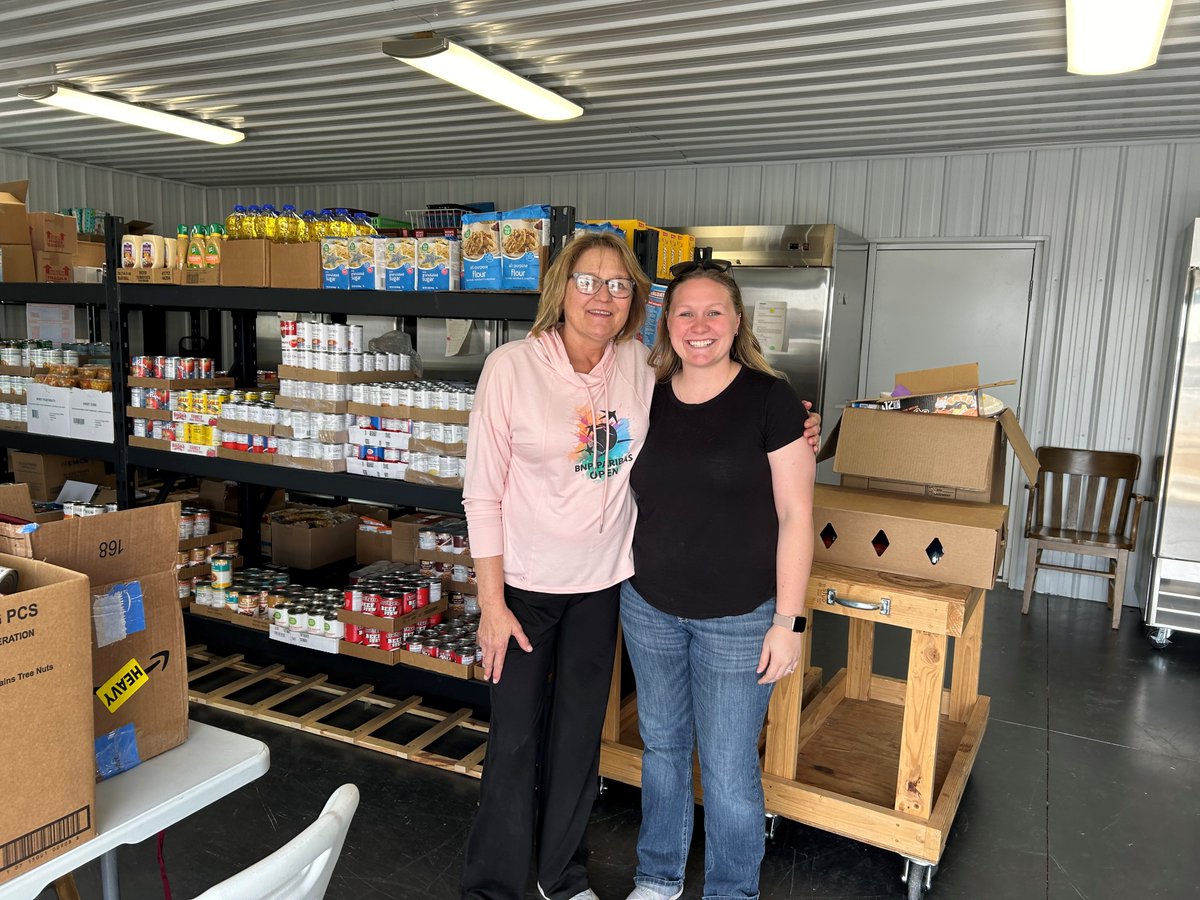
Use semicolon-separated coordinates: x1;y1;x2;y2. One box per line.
186;225;207;269
332;208;355;237
260;204;280;242
224;205;246;240
277;204;305;243
243;205;262;240
352;213;377;235
300;210;319;242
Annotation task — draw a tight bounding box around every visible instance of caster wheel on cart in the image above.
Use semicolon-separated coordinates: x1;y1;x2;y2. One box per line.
1148;626;1173;649
901;859;935;898
764;813;780;841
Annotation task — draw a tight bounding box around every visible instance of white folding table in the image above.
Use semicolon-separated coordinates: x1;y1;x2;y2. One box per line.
0;720;270;900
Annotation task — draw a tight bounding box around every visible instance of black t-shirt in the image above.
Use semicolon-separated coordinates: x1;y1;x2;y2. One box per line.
630;367;809;619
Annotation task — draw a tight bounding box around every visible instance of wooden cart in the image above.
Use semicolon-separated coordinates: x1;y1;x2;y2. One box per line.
598;563;989;898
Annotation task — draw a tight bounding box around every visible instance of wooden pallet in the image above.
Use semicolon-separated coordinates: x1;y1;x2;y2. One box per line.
186;644;489;778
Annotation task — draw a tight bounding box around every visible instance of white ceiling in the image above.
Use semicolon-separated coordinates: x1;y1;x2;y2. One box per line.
2;0;1199;186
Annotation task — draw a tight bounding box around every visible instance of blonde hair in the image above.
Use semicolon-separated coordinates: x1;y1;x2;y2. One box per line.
648;267;780;383
530;232;650;343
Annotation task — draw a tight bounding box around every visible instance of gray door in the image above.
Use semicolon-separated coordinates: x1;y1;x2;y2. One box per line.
862;244;1036;575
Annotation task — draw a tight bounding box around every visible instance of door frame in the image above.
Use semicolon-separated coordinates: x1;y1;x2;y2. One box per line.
859;238;1048;583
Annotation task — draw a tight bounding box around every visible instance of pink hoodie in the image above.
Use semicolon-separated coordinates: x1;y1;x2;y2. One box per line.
463;329;654;593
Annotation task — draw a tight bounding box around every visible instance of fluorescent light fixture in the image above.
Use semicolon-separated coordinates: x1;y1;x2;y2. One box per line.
17;83;244;145
1066;0;1174;75
383;36;582;121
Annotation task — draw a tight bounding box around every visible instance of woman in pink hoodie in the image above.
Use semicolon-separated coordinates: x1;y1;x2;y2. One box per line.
460;233;819;900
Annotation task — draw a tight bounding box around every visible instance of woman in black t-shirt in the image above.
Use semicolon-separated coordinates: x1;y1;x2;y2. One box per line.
620;261;815;900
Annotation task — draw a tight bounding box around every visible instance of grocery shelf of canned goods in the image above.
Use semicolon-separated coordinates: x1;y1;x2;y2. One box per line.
117;284;541;319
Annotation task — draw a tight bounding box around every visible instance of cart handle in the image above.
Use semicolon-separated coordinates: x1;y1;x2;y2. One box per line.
825;588;891;616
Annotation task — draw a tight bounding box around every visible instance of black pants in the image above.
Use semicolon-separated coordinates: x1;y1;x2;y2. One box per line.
460;583;620;900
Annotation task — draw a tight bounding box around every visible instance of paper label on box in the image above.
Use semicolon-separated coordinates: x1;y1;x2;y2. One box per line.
95;657;150;713
269;623;340;653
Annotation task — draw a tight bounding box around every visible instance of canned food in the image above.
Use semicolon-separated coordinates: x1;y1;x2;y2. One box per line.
178;511;195;540
363;628;382;649
177;579;191;600
211;554;234;589
344;622;361;644
224;540;239;555
288;606;307;632
193;509;210;537
307;609;325;635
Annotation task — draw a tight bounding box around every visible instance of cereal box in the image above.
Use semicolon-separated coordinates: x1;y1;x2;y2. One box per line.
460;212;502;291
347;235;385;290
501;205;550;291
415;229;461;292
320;236;350;290
382;235;417;292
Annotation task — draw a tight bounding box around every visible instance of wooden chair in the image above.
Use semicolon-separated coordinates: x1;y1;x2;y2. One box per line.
1022;447;1149;630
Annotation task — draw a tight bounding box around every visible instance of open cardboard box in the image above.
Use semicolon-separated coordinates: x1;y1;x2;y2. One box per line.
0;484;188;779
0;552;95;886
818;363;1039;503
0;180;31;245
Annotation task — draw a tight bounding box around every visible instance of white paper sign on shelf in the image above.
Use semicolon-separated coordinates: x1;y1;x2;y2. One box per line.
752;300;789;353
445;319;473;357
26;304;77;345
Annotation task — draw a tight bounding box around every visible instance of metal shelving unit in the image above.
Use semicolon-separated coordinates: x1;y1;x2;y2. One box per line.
0;429;118;462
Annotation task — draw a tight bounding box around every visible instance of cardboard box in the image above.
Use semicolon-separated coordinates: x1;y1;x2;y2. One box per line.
220;239;271;287
116;268;181;285
181;268;220;286
277;365;413;386
73;266;105;283
0;486;188;778
34;250;73;283
270;242;320;289
0;243;36;282
28;212;78;255
357;527;393;563
0;180;31;245
8;451;106;502
270;510;358;569
390;512;472;565
0;553;96;886
811;484;1007;589
818;364;1038;503
72;240;107;269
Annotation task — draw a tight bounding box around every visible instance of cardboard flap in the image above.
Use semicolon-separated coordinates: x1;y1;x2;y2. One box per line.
0;482;38;520
998;408;1040;483
815;417;841;464
833;407;999;491
894;363;979;395
0;179;29;205
814;483;1008;528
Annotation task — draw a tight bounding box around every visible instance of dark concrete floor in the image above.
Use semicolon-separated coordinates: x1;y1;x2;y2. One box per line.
36;586;1200;899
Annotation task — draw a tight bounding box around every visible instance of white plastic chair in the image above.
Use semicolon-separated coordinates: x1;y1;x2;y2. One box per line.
193;784;360;900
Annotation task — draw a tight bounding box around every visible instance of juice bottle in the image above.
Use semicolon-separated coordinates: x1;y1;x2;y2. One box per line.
186;226;207;269
277;204;305;244
260;204;280;242
205;226;223;267
224;205;247;240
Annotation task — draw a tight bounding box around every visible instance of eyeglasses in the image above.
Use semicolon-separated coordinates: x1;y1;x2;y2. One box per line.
669;258;733;278
570;272;635;299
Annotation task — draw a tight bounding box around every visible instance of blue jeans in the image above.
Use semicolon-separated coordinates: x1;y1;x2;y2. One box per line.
620;580;775;900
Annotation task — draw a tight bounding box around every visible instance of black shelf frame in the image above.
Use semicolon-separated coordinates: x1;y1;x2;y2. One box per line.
127;447;463;512
0;283;107;305
0;429;117;462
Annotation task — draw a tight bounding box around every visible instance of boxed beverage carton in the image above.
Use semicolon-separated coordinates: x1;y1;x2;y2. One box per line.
818;363;1039;503
811;484;1008;589
0;485;188;779
501;205;549;290
460;212;502;290
0;553;95;886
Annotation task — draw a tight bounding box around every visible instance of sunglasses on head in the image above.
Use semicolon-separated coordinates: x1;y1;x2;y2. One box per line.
669;258;733;278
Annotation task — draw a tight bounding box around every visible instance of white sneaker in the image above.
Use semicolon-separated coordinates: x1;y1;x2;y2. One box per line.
538;885;599;900
625;885;683;900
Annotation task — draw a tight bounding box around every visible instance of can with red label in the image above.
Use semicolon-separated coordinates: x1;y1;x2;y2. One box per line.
362;628;382;649
344;622;361;644
199;358;214;379
344;587;362;611
382;631;404;651
379;594;401;618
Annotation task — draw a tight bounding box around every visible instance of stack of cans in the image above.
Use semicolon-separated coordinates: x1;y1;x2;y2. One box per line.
129;355;217;380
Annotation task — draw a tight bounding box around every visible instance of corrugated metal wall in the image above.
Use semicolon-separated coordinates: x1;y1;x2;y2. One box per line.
13;139;1200;604
0;148;207;231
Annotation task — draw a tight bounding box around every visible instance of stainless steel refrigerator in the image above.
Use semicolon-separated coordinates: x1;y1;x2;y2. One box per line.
1144;219;1200;644
669;225;867;484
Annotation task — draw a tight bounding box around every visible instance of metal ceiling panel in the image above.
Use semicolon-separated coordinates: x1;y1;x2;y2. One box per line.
3;0;1200;185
